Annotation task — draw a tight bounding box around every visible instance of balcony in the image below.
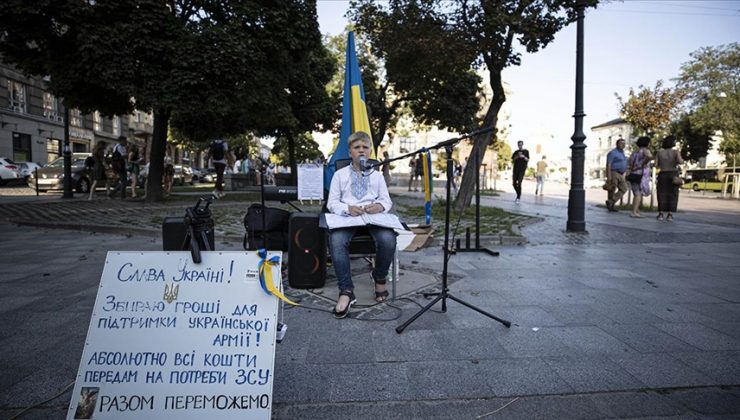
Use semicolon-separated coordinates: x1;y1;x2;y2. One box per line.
129;120;153;136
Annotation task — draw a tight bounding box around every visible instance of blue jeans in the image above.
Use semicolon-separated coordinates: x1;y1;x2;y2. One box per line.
329;226;397;292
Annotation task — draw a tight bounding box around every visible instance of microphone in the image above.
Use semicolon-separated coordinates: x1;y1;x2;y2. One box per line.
359;156;368;172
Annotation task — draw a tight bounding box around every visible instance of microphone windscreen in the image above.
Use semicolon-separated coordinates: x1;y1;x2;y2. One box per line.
359;156;367;171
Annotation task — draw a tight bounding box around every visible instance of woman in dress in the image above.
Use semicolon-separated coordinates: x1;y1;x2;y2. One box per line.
655;135;683;221
627;136;654;218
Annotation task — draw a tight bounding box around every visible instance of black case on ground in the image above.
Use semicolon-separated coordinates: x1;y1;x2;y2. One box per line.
288;213;327;289
162;216;215;251
243;204;291;251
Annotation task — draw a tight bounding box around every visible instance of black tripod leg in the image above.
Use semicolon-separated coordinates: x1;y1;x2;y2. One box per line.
395;294;444;334
446;293;511;328
199;230;212;251
187;225;202;264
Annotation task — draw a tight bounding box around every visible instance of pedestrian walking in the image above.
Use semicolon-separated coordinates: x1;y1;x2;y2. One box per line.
382;150;392;186
208;139;230;197
535;155;548;196
605;138;628;212
627;136;654;218
128;144;142;198
407;156;417;191
511;140;529;202
108;136;128;199
163;154;175;196
656;135;683;221
88;142;107;200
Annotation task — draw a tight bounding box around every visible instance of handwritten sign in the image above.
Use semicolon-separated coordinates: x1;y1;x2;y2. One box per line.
297;164;324;200
67;251;281;420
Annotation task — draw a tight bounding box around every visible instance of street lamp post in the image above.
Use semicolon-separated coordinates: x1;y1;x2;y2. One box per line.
62;106;73;199
566;0;587;232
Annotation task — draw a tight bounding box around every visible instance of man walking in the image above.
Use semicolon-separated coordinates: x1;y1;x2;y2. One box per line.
535;155;548;196
208;138;229;197
605;138;628;212
511;140;529;202
109;136;128;199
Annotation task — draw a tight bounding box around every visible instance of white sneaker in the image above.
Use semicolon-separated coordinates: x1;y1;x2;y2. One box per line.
515;198;520;203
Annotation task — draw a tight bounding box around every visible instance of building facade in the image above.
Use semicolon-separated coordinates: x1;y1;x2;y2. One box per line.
588;118;635;179
1;62;153;165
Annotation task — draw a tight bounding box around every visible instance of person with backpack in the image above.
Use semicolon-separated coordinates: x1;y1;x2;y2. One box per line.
109;136;128;199
208;139;230;197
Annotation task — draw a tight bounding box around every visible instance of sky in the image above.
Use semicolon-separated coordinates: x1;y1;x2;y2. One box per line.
316;0;740;161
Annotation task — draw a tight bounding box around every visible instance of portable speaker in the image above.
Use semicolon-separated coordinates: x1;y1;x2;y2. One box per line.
288;213;326;289
162;216;215;251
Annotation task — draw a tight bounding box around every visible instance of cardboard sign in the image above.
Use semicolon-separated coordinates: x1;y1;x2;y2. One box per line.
67;251;281;420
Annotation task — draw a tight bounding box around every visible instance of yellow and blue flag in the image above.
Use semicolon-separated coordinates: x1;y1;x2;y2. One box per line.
325;31;374;190
422;151;433;224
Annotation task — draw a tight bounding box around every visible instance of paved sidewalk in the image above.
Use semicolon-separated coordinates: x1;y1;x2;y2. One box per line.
1;186;740;418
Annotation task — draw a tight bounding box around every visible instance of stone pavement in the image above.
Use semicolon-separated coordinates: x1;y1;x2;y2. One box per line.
1;185;740;419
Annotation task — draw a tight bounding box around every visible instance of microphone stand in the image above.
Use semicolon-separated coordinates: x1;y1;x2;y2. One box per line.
394;128;510;334
454;145;499;256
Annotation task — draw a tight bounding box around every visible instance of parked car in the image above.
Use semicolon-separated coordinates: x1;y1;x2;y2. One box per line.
27;153;92;193
0;157;21;186
138;163;195;186
18;162;42;179
192;168;216;182
173;165;194;186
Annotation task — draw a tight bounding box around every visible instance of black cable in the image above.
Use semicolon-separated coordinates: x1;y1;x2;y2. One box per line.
7;380;75;420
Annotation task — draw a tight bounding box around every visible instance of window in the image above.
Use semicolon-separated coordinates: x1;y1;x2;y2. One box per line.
12;132;32;161
399;137;415;154
112;116;121;136
47;138;61;162
93;111;103;131
70;109;82;127
7;80;26;113
43;92;61;121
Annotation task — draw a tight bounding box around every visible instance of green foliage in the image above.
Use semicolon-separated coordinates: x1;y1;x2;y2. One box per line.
271;133;324;166
494;141;512;171
677;43;740;165
0;0;334;201
670;113;713;163
349;0;599;210
616;80;686;138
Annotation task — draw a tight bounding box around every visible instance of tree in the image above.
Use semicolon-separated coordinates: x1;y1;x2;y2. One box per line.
670;113;713;163
350;0;598;210
0;0;333;200
348;3;483;153
676;43;740;165
325;30;405;149
616;80;686;144
271;133;324;165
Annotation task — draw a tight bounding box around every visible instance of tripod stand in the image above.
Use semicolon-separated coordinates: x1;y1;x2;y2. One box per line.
396;141;510;334
182;196;215;264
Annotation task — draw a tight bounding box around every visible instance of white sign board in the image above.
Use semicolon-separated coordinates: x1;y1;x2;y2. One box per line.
67;251;281;420
297;164;324;200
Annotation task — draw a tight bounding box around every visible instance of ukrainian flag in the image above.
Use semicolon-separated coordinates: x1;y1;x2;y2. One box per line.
422;152;433;224
325;31;374;190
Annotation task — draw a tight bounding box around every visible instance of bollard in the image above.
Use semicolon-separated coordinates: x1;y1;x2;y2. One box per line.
35;167;39;196
465;227;471;249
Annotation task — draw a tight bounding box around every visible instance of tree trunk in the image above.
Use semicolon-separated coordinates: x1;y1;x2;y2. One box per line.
145;108;171;202
453;71;506;211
